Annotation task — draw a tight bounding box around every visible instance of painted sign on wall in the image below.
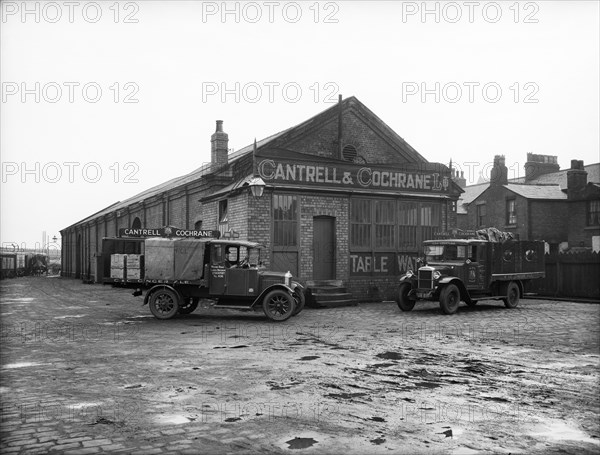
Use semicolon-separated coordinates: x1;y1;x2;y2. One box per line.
350;252;421;276
257;159;451;193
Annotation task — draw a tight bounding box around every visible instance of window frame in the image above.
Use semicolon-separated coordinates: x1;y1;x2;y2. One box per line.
588;199;600;226
476;203;487;228
273;194;299;247
506;198;517;226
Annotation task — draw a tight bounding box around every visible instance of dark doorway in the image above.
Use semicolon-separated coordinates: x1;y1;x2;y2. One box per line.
313;216;335;280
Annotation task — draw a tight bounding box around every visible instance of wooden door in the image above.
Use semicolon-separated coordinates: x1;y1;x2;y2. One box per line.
313;217;335;280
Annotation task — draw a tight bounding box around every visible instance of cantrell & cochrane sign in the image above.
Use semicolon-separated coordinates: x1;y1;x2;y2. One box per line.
257;159;451;192
118;227;220;239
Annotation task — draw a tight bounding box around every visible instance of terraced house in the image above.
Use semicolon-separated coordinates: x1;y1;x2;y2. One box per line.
61;96;463;301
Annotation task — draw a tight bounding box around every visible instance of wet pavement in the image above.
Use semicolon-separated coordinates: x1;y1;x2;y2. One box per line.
1;276;599;454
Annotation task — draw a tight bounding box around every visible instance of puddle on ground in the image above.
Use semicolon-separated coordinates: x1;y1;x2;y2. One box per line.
155;414;192;425
285;437;318;449
54;315;87;319
530;421;600;445
299;356;320;361
2;362;44;369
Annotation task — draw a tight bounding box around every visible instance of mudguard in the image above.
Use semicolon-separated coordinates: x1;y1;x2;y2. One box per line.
252;284;295;308
143;284;182;306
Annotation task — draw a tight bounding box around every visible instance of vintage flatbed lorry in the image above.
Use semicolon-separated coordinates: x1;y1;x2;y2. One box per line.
397;230;545;314
101;235;305;321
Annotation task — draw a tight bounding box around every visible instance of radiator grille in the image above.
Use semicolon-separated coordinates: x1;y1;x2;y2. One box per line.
418;270;433;289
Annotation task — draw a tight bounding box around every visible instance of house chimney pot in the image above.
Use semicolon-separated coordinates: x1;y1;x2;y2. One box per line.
211;120;229;168
567;159;587;199
490;154;508;186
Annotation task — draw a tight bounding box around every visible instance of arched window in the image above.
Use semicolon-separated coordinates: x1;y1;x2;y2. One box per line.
194;220;203;230
132;217;142;229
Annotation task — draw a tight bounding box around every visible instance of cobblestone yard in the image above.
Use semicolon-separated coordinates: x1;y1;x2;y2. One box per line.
1;276;599;454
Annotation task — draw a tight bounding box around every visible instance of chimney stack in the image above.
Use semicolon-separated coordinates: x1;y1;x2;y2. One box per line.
211;120;229;168
524;153;560;181
452;169;467;188
567;159;587;199
490;155;508;186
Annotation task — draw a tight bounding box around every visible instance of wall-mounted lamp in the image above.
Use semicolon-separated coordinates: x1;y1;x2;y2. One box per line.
247;177;266;197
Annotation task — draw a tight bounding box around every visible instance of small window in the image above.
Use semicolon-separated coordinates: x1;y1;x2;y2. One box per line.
506;199;517;225
342;145;358;162
194;220;203;230
477;204;487;227
588;200;600;226
219;200;228;223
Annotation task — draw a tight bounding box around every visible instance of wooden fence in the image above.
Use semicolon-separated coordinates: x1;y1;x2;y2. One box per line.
525;251;600;299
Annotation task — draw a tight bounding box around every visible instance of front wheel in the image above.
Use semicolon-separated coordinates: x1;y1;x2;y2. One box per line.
292;288;305;316
439;284;460;315
148;288;180;320
396;283;416;312
263;290;295;322
503;281;520;308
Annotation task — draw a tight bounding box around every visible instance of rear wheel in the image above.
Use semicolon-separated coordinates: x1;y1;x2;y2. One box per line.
396;283;415;312
179;297;199;314
148;288;180;320
503;281;520;308
439;284;460;315
263;290;295;322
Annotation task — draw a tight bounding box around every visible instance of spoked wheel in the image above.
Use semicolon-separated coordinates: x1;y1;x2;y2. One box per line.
439;284;460;315
148;288;180;320
292;288;305;316
263;290;296;322
396;283;416;312
179;297;199;315
503;281;520;308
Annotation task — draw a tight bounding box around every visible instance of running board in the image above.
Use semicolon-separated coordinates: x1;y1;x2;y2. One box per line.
213;305;254;310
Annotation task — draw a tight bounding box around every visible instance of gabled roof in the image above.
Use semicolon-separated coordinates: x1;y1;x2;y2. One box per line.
63;96;438;231
266;96;428;163
457;183;488;214
511;163;599;188
505;183;567;200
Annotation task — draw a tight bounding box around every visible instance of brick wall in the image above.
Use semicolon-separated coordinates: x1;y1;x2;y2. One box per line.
169;193;187;228
248;191;272;268
285;110;421;165
530;200;568;243
228;193;249;239
298;194;349;282
202;201;218;230
568;200;599;247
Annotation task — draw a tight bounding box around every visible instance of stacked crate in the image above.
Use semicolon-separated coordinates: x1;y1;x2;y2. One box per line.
110;254;143;280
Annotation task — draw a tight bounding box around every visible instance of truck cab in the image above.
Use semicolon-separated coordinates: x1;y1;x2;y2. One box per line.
397;237;545;315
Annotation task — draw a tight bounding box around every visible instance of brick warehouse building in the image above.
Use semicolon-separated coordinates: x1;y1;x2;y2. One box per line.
61;97;462;300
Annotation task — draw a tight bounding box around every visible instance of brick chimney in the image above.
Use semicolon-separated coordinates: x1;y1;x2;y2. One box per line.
567;159;587;199
490;155;508;186
211;120;229;168
452;169;467;188
524;153;560;181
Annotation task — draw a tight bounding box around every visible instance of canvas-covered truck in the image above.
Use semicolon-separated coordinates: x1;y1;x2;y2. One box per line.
101;237;305;321
396;231;545;315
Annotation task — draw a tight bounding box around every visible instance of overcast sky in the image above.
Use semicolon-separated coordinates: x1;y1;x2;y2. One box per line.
1;0;599;249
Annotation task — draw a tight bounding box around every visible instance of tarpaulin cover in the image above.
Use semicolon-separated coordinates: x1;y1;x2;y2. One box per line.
145;238;205;281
